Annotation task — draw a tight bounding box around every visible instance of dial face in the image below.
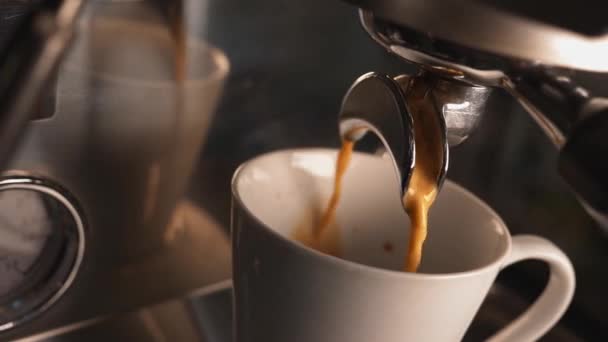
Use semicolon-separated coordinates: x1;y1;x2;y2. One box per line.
0;189;53;297
0;178;84;332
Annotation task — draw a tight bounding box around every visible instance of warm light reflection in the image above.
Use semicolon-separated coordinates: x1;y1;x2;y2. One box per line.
445;101;470;111
550;35;608;72
248;167;271;182
291;152;335;178
492;218;506;236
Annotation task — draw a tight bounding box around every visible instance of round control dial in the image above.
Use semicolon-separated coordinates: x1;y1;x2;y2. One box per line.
0;189;53;296
0;177;85;331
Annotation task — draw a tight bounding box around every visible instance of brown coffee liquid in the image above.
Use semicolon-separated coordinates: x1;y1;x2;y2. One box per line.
293;139;354;257
164;0;186;82
296;77;443;273
400;77;443;272
315;139;355;240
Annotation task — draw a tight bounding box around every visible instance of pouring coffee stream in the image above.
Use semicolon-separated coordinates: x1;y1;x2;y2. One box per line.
303;73;456;272
399;76;445;272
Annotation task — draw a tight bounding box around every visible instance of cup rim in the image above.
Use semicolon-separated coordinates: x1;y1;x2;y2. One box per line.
61;17;230;88
231;148;512;280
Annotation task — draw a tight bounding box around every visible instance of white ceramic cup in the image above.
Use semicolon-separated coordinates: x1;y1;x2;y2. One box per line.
231;148;575;342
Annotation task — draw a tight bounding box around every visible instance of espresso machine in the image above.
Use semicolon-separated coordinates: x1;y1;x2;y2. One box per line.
0;0;232;340
1;0;608;340
335;0;608;230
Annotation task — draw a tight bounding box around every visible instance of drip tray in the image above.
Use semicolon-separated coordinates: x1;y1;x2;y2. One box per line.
25;281;581;341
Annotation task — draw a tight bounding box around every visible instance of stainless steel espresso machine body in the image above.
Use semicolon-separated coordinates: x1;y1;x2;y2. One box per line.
337;0;608;228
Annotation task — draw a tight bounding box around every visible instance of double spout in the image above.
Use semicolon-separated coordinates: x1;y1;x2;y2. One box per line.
339;72;490;198
339;68;608;228
339;7;608;228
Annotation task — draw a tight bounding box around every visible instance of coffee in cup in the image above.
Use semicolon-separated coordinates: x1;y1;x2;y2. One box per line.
231;149;575;342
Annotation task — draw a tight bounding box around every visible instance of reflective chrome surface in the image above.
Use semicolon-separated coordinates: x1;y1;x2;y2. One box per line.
339;72;416;195
502;71;594;148
426;77;492;146
0;176;85;332
339;71;494;197
359;8;608;227
359;11;506;87
350;0;608;73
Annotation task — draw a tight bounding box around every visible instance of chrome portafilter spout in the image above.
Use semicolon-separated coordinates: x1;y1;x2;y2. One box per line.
345;6;608;227
339;72;416;195
338;71;491;197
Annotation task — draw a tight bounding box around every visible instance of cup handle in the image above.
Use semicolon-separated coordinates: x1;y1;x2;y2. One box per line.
487;235;575;342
